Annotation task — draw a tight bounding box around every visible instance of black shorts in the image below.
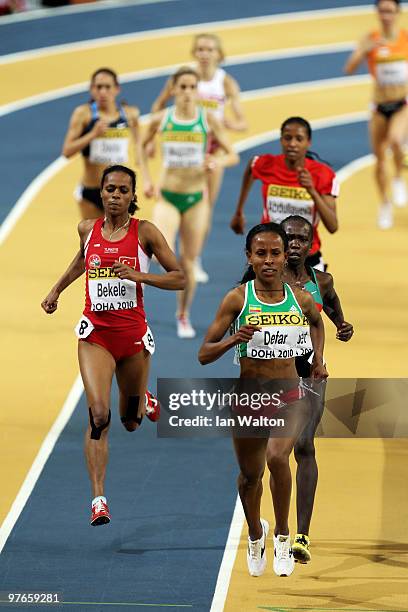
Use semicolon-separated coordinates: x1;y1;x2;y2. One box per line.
376;99;407;121
295;351;313;378
81;186;103;211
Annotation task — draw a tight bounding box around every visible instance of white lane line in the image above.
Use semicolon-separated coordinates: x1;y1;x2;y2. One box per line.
0;106;370;244
0;69;370;119
336;153;375;183
0;117;375;557
0;156;68;247
0;81;370;243
209;499;245;612
208;146;376;612
0;5;372;64
0;0;178;26
235;110;369;152
240;74;370;103
0;374;84;554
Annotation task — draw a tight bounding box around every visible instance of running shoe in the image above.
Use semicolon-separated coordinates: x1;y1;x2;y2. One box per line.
145;390;160;422
247;518;269;577
377;202;393;230
292;533;311;564
177;315;196;339
91;496;110;526
194;257;209;283
273;534;295;576
392;177;407;207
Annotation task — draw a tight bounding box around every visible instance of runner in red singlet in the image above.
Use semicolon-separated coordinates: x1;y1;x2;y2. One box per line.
231;117;339;271
41;165;185;526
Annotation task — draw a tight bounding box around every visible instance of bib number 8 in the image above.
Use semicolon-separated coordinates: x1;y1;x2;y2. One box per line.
74;315;94;339
78;320;89;336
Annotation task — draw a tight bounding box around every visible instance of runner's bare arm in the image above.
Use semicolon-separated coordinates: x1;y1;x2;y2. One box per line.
223;74;247;131
112;221;185;290
62;106;108;158
230;157;256;234
41;220;94;313
318;271;354;341
199;288;259;364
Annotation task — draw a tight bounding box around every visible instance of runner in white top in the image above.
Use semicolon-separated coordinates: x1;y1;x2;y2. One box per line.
150;33;247;282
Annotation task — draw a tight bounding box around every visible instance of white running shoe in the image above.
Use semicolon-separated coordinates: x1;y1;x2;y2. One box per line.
377;202;393;230
247;518;269;577
392;177;407;207
177;315;196;339
273;534;295;577
194;257;209;283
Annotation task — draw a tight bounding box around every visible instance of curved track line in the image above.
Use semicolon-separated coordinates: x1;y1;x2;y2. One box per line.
0;157;67;246
0;374;83;554
0;132;376;569
0;42;357;118
0;104;369;243
0;0;178;26
0;6;373;65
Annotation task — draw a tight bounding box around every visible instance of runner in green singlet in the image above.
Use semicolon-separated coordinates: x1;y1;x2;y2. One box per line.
277;214;353;564
199;222;328;579
142;66;238;339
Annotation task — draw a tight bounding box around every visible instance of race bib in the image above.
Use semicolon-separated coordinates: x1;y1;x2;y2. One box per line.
88;267;137;312
162;142;205;168
266;184;314;224
89;128;129;164
376;59;408;86
74;315;95;339
142;326;155;355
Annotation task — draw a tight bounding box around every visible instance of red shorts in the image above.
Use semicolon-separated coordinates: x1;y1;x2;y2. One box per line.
80;325;155;362
207;135;221;155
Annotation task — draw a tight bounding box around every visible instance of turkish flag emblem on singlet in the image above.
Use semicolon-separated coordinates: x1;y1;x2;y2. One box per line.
119;256;137;268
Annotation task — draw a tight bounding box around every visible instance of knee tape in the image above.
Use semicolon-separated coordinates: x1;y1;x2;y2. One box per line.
120;395;142;425
89;408;111;440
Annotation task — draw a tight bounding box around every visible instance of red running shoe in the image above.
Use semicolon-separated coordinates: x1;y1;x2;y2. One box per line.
145;390;160;422
91;497;111;526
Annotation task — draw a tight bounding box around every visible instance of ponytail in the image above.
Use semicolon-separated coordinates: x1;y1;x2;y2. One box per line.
240;264;256;285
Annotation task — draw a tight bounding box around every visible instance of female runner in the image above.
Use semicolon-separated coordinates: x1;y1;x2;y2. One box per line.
344;0;408;229
199;222;327;577
230;116;339;270
274;215;353;564
62;67;145;219
142;66;238;338
42;165;185;526
151;33;247;282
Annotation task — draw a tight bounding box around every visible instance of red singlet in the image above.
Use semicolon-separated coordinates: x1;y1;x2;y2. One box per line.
83;217;149;329
251;154;339;255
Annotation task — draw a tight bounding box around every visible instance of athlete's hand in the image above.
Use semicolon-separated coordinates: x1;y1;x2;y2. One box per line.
41;288;60;314
144;140;156;158
233;324;261;344
336;320;354;342
230;211;246;234
204;154;219;172
91;119;109;138
143;181;156;199
296;166;315;192
360;36;386;55
112;261;143;282
311;359;329;380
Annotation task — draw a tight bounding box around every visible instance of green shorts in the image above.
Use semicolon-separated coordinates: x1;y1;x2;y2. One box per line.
161;189;203;214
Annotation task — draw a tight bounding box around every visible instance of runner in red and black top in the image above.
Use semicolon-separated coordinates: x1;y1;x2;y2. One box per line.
276;214;353;564
231;116;340;270
41;164;185;527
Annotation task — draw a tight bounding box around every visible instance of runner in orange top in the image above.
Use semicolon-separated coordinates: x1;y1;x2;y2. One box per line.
344;0;408;229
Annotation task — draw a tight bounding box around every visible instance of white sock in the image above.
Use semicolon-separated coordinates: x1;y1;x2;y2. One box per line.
92;495;106;505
